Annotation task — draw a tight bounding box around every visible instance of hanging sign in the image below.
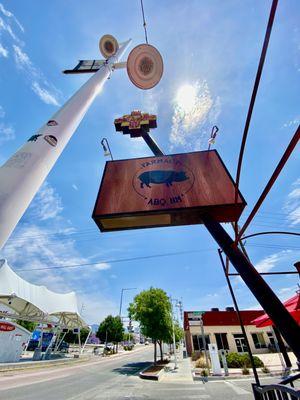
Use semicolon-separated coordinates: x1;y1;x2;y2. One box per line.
92;150;246;232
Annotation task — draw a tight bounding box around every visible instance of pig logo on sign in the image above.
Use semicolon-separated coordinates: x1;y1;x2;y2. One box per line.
138;170;189;188
132;156;195;207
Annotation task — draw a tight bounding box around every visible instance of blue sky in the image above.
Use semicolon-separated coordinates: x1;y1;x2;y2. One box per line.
0;0;299;325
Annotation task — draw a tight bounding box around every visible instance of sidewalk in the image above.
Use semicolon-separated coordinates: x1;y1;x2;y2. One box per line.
161;355;193;383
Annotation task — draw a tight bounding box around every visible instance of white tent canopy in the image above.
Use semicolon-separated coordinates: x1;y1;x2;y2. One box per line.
0;259;86;328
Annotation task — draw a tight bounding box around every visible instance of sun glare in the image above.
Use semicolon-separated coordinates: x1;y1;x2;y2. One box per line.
175;84;197;113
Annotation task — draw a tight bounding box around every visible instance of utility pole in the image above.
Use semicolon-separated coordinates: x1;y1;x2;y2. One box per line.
0;37;131;250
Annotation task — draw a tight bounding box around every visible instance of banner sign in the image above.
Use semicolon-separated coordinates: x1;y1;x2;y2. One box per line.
93;150;246;232
0;322;15;332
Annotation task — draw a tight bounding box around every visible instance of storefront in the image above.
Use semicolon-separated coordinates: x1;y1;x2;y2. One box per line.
184;308;277;355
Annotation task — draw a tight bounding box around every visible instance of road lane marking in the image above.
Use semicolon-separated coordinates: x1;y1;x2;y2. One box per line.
150;387;205;391
224;380;251;394
0;372;71;391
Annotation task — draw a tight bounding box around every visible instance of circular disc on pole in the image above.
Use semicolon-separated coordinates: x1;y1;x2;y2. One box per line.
99;34;119;58
127;44;163;90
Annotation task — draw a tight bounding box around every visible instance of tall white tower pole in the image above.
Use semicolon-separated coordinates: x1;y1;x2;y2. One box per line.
0;39;131;250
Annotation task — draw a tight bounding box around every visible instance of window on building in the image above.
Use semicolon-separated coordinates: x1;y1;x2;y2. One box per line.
233;334;248;353
192;334;210;350
251;333;266;349
215;333;229;350
267;332;276;350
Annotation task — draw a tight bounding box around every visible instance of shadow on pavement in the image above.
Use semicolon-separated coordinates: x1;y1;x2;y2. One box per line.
112;361;152;376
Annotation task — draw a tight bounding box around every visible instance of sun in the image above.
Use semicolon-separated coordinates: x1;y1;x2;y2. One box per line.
175;84;197;113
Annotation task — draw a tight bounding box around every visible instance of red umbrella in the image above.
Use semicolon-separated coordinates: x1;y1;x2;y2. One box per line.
252;292;300;327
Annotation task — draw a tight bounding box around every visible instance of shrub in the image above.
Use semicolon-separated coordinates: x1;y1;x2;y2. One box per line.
226;352;264;368
261;366;270;374
242;366;250;375
195;356;211;369
191;351;201;361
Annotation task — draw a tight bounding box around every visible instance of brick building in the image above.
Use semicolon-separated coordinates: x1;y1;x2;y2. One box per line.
184;308;277;355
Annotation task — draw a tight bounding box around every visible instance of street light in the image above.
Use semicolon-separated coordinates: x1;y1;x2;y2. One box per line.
170;296;182;370
101;138;113;160
199;315;210;371
119;288;137;317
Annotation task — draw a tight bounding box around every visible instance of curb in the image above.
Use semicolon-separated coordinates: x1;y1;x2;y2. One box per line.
139;364;166;381
0;355;91;373
0;345;147;374
192;370;291;382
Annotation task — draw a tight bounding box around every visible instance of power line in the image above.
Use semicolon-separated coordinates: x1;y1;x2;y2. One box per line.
19;249;214;271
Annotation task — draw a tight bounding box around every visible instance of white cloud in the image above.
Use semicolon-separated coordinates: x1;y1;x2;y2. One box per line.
72;184;79;191
0;42;8;57
13;44;32;69
254;250;292;273
170;80;220;150
93;262;110;271
31;81;60;106
0;123;15;143
278;286;298;298
12;45;61;106
284;179;300;225
27;181;63;221
0;180;115;324
0;16;20;43
0;105;15;144
283;117;300;128
0;3;24;32
78;293;118;325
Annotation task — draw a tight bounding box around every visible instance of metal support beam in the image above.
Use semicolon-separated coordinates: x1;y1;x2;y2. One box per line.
141;128;164;156
273;326;292;370
218;249;260;385
202;213;300;364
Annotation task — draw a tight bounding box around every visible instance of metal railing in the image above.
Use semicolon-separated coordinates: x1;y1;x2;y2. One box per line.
252;373;300;399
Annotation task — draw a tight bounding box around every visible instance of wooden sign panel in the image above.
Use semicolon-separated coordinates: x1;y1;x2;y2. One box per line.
92;150;246;232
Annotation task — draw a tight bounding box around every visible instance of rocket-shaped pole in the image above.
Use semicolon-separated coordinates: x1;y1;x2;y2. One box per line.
0;38;131;250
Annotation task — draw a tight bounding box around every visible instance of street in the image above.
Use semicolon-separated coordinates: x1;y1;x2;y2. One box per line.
0;346;292;400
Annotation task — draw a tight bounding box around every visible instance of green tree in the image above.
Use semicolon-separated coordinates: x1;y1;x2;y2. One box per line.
174;321;184;343
96;315;124;352
167;320;184;347
123;332;134;342
64;327;90;344
128;287;172;363
16;320;37;332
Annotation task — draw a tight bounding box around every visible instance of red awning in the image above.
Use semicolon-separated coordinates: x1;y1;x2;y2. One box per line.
251;292;300;327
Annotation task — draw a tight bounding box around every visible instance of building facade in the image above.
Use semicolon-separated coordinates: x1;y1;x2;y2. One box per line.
184;308;277;355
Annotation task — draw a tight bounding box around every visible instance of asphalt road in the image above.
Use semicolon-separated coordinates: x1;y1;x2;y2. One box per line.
0;346;297;400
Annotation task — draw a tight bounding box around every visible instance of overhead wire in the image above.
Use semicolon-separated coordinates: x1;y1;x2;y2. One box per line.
18;249;214;272
140;0;149;44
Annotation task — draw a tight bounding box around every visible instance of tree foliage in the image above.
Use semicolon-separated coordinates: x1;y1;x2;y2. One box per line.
171;321;184;344
128;287;172;363
96;315;124;346
64;327;90;344
16;320;37;332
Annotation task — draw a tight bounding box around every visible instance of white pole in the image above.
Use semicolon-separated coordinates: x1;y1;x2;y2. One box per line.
170;297;178;369
0;39;131;250
80;326;92;355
